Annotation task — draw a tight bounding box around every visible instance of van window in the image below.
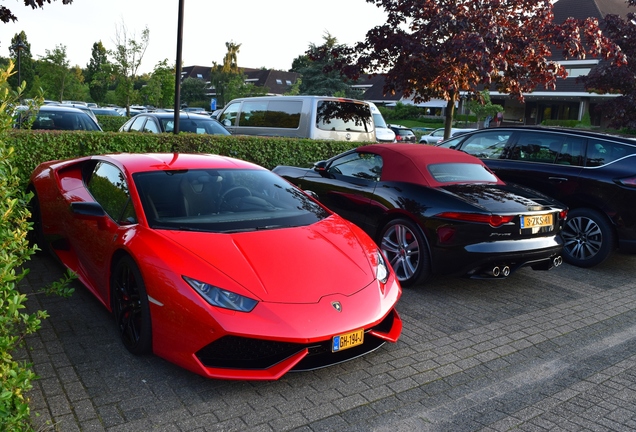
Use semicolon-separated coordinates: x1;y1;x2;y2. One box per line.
239;100;302;128
219;102;240;126
316;101;372;133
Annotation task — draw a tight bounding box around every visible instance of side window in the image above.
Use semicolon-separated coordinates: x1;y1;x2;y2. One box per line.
507;132;558;163
219;102;240;127
87;161;136;224
555;136;586;166
459;131;511;159
128;116;146;132
586;139;636;167
143;118;160;133
239;101;268;126
327;152;382;181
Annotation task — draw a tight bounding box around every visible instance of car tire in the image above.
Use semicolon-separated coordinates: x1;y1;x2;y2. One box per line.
561;208;616;268
379;218;431;287
111;255;152;355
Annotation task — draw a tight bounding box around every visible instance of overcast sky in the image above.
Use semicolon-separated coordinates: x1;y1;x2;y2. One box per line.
0;0;390;74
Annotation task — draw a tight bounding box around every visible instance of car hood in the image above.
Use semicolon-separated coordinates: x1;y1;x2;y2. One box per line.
440;184;559;213
157;218;375;303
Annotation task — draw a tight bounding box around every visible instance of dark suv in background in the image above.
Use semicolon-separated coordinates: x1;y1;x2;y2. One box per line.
389;125;417;143
438;126;636;268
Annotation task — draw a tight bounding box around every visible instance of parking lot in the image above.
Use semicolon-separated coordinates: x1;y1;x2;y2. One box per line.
21;250;636;431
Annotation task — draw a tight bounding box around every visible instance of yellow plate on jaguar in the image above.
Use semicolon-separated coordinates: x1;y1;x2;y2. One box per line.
332;329;364;352
520;214;553;229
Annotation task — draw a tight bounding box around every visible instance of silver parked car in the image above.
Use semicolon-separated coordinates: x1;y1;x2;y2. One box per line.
419;127;476;144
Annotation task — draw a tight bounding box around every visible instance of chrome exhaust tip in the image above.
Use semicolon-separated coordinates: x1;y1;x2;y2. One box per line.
501;266;511;277
553;256;562;267
492;266;501;277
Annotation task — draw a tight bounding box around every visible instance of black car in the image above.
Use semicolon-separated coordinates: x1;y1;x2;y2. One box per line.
438;126;636;267
119;112;230;135
14;105;103;131
274;144;567;286
389;125;417;143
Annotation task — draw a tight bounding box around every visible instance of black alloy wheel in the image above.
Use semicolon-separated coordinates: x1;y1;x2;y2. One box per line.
111;256;152;355
379;218;431;287
561;208;615;268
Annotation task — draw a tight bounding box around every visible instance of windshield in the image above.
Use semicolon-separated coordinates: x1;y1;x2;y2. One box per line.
161;118;230;135
133;169;329;232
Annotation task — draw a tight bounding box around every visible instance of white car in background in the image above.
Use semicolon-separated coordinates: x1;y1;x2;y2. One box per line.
368;102;396;143
419;127;476;144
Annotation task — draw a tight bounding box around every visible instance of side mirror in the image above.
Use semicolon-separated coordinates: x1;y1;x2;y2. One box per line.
313;161;327;172
70;201;106;218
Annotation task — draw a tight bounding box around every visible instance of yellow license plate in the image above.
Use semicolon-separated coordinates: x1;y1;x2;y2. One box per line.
520;214;553;229
332;329;364;352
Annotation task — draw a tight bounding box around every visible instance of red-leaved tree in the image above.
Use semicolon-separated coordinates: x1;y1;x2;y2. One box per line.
581;0;636;130
321;0;625;139
0;0;72;24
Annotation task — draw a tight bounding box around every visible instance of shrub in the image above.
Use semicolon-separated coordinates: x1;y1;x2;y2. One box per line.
0;64;75;431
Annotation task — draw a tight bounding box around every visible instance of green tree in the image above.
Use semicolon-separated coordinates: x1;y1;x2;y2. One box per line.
293;32;362;98
180;77;207;106
209;41;242;107
467;90;504;127
36;44;71;101
86;41;112;104
110;22;150;114
224;73;267;102
142;59;175;108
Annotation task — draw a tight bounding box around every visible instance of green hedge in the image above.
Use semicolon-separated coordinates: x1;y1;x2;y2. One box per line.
10;130;362;185
95;115;128;132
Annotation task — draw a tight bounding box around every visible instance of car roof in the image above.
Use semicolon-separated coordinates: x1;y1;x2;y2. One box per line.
94;153;265;175
136;112;213;119
357;143;499;186
463;126;636;144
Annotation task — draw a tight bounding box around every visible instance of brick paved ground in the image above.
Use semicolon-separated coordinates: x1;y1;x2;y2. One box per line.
19;250;636;431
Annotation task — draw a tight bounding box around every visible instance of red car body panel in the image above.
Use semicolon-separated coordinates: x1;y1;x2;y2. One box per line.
29;153;402;379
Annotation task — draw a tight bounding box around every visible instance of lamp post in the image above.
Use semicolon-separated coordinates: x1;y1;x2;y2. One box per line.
11;36;27;87
173;0;185;135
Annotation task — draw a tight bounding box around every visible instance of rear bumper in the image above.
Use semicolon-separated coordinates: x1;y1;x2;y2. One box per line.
432;236;564;278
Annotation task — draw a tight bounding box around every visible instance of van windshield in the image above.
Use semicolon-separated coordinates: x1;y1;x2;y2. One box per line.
316;101;373;133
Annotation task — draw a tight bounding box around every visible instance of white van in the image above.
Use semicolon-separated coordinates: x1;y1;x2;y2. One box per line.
367;102;396;143
217;96;376;142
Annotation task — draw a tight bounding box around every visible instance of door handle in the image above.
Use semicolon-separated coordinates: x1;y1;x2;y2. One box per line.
548;177;568;182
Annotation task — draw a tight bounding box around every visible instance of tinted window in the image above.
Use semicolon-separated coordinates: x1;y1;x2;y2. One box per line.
327;152;382;181
586;139;636;167
87;162;136;224
161;118;230;134
458;131;511;159
316;101;372;133
133;169;329;233
506;132;559;163
428;163;499;183
552;136;586;166
31;111;101;131
238;100;302;128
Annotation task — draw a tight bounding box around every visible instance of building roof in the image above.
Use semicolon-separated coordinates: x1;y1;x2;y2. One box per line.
180;66;300;96
553;0;632;22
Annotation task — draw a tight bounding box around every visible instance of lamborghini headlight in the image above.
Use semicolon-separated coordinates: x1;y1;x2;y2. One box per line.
183;276;258;312
376;250;389;284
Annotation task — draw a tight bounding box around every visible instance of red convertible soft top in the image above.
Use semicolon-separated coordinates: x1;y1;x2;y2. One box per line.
357;143;503;186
